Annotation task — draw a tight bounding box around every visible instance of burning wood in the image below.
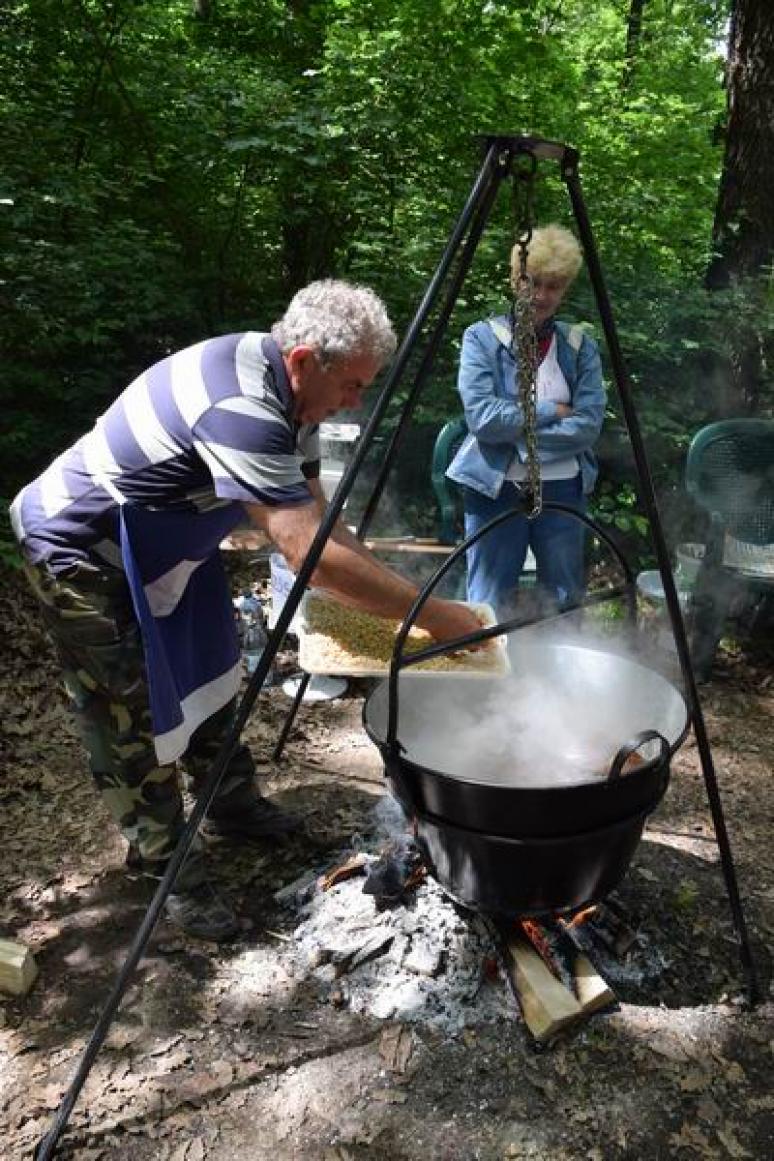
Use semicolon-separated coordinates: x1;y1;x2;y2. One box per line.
362;840;425;907
501;929;586;1042
563;900;638;959
315;849;427;900
319;852;370;891
403;863;427;892
498;917;616;1043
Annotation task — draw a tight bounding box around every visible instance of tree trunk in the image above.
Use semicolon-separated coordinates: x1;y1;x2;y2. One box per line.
707;0;774;288
706;0;774;411
622;0;647;89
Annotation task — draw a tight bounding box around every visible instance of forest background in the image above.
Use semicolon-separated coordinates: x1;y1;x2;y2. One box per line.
3;0;773;565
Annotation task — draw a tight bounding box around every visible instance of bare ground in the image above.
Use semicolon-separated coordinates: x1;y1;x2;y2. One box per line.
1;565;773;1161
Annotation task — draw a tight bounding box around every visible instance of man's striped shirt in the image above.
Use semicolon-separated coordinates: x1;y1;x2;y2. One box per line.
11;333;319;572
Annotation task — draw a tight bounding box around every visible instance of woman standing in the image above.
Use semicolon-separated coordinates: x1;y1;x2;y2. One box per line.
447;224;606;618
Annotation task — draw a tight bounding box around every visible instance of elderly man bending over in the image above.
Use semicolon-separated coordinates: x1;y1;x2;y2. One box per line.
12;280;481;941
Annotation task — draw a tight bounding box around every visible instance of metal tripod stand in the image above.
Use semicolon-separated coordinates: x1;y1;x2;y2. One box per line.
35;134;759;1160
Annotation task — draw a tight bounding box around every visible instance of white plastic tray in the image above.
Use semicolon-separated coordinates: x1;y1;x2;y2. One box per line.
297;592;511;678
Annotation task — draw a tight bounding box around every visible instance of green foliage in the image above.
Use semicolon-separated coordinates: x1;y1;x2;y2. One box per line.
2;0;769;569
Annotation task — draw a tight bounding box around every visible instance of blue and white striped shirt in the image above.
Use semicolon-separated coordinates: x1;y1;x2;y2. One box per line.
12;333;319;764
11;333;319;572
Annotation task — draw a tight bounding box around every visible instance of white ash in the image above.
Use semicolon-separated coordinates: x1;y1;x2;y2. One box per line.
281;859;513;1033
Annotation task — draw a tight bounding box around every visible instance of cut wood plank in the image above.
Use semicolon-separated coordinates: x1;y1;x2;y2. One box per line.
502;933;583;1042
0;938;38;996
573;951;616;1014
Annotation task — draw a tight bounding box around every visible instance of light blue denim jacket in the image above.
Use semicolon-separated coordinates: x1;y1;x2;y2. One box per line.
447;315;606;499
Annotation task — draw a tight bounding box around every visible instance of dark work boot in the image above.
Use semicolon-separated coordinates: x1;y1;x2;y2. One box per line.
126;844;240;942
164;879;240;942
202;792;302;841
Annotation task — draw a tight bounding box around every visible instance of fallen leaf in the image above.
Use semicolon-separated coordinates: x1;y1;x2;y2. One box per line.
379;1024;416;1074
371;1089;407;1104
716;1126;752;1158
679;1069;711;1093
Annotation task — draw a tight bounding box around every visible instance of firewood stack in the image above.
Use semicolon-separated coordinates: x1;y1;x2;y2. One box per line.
497;904;637;1042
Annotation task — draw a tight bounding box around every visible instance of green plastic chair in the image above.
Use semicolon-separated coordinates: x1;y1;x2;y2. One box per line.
429;416;537;595
685;418;774;675
430;416;468;545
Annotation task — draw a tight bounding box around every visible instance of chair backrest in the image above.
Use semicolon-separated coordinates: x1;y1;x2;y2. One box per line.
685;419;774;568
430;416;468;544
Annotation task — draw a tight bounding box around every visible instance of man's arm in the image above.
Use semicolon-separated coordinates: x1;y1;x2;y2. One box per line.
304;478;375;562
243;494;484;644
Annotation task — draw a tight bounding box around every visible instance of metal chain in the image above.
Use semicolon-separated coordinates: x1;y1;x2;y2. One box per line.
510;156;542;518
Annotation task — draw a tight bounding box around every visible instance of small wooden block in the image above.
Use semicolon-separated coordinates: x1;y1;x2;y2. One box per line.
0;938;39;996
504;934;583;1042
573;952;616;1014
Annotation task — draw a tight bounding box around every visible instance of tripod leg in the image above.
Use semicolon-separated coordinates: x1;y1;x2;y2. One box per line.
565;164;760;1006
273;671;311;760
272;142;509;759
356;149;508;539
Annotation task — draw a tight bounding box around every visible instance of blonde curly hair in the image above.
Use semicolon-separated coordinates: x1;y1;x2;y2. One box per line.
510;224;583;288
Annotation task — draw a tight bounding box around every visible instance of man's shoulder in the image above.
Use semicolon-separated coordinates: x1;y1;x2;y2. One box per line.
190;331;289;417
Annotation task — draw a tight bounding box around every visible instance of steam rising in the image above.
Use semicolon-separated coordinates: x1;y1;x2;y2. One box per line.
398;675;628;786
367;624;688;789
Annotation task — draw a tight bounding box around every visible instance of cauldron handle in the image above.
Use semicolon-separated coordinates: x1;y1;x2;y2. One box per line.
384;501;638;754
607;729;670;781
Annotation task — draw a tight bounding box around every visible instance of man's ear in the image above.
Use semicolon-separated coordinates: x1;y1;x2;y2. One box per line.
286;345;316;381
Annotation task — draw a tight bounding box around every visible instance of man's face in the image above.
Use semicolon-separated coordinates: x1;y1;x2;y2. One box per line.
530;274;571;326
287;347;381;424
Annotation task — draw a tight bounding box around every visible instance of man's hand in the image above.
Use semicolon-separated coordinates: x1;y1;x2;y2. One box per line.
418;598;490;649
555;403;573;419
243;496;489;646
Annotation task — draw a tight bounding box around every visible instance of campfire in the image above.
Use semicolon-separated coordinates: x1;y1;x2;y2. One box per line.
275;806;651;1044
281;835;513;1033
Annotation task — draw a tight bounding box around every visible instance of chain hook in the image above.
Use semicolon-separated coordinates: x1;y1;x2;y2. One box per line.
511;150;538;282
509;149;542;519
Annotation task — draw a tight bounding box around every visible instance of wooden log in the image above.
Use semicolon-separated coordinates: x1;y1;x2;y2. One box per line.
319;852;369;891
594;899;638;957
564;902;638;959
502;932;583;1042
0;938;38;996
538;920;617;1015
573;950;616;1014
500;921;616;1042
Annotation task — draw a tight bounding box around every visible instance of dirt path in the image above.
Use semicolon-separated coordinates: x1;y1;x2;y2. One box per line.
1;568;773;1160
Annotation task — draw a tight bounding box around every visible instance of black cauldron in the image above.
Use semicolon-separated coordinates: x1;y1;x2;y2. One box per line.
364;641;689;916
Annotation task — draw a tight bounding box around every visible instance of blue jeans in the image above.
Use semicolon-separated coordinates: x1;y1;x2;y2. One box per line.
463;477;587;617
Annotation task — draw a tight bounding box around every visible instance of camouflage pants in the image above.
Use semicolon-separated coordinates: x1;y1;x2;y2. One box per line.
25;562;256;878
